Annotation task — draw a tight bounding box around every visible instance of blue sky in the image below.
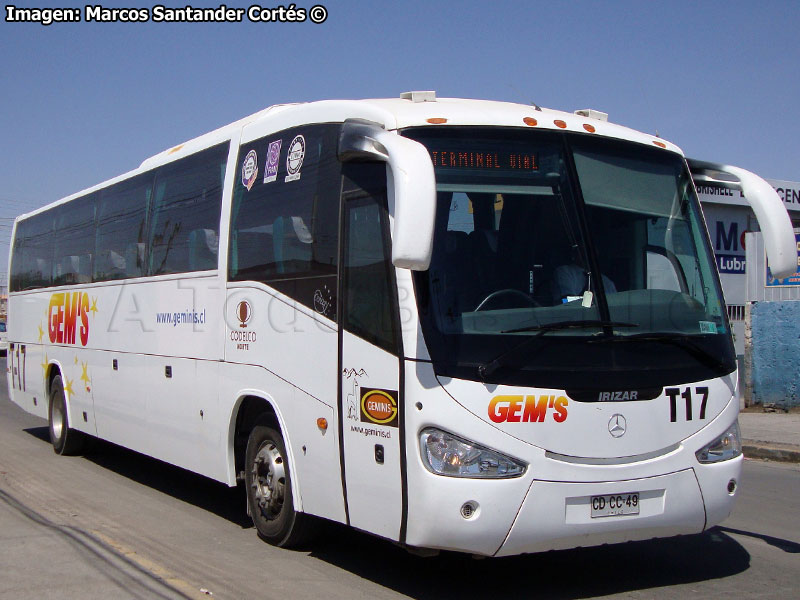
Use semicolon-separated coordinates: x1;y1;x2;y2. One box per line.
1;0;798;280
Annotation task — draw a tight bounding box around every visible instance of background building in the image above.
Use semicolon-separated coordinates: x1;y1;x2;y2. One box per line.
697;177;800;358
0;280;7;321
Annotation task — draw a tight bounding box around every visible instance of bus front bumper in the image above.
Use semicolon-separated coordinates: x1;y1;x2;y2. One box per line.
404;455;741;556
495;467;706;556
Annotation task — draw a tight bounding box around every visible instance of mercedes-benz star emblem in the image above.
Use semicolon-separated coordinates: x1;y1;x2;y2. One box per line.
608;414;627;438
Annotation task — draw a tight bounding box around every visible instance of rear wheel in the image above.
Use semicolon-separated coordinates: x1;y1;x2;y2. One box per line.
48;375;85;455
245;418;312;547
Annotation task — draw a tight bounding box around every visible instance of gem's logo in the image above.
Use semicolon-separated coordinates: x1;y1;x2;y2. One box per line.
488;395;568;423
48;292;90;346
236;300;252;328
360;388;398;427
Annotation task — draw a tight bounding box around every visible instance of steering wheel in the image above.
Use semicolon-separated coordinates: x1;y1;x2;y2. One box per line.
474;289;540;311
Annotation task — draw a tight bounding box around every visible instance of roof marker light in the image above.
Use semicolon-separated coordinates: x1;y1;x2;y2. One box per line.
583;124;596;133
523;117;538;127
427;118;448;124
554;120;567;129
653;140;666;148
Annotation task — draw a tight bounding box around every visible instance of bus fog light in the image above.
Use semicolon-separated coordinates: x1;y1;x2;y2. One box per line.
419;428;526;478
696;421;742;464
727;479;737;495
461;501;479;519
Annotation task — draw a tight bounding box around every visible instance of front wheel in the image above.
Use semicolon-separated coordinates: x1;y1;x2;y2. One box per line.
48;374;85;455
245;418;312;547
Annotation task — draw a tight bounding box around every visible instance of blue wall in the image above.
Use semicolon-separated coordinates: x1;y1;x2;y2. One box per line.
750;301;800;408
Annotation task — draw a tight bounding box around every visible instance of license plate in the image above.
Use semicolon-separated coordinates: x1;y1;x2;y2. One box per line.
590;492;640;518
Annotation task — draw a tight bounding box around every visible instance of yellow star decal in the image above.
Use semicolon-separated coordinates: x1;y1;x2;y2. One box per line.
74;355;79;365
63;377;75;397
41;353;49;374
90;297;98;317
37;323;44;343
80;361;91;388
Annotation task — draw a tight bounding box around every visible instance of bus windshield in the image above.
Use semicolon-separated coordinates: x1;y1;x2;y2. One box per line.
405;127;734;390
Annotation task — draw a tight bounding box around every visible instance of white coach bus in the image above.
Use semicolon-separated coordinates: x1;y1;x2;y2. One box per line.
7;93;796;556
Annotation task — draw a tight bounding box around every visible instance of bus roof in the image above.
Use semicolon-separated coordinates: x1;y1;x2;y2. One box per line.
142;93;683;169
17;94;682;222
366;95;679;152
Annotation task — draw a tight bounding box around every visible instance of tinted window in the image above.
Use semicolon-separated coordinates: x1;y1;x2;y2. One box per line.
229;125;341;318
11;143;230;290
95;173;153;281
406;127;734;389
341;163;398;353
10;212;54;291
53;193;96;285
150;143;228;275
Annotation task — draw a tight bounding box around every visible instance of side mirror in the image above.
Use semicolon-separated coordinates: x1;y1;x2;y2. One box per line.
688;159;796;279
339;120;436;270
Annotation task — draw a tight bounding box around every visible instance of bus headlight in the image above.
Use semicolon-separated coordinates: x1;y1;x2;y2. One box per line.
419;428;526;478
695;421;742;464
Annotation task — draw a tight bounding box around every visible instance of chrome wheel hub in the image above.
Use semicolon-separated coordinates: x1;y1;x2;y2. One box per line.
51;402;64;440
251;441;286;520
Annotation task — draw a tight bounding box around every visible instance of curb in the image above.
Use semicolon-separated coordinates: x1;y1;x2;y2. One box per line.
743;440;800;463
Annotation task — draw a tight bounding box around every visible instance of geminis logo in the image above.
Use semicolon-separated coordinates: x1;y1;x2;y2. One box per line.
360;388;398;427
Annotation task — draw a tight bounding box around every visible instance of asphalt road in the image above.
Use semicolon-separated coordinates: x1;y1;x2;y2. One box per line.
1;357;798;600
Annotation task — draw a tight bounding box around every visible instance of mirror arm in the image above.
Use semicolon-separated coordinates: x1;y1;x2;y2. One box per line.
339;120;436;270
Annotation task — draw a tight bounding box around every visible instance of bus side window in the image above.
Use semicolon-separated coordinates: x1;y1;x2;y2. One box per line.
95;172;153;282
10;213;54;291
228;124;341;319
341;163;399;355
149;143;228;275
53;193;96;285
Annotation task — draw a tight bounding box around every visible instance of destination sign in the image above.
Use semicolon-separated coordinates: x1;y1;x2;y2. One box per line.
430;149;538;171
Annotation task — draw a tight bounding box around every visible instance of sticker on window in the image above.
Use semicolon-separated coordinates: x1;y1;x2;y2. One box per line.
285;135;305;182
241;150;258;191
699;321;717;334
263;139;282;183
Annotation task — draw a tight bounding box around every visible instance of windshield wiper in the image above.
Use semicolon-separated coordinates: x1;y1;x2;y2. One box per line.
478;320;638;381
587;332;728;371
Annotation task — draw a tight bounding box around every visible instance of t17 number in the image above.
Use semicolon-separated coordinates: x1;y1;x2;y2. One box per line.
665;387;708;422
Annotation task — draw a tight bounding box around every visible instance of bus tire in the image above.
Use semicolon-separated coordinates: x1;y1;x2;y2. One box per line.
48;375;85;456
245;419;311;547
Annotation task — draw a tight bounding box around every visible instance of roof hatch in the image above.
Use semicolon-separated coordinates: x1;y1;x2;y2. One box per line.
574;109;608;122
400;90;437;103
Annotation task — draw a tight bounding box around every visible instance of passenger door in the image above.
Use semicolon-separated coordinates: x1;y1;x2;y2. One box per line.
339;163;405;540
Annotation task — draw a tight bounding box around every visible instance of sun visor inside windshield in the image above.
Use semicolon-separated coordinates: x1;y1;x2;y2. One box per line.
573;150;679;218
